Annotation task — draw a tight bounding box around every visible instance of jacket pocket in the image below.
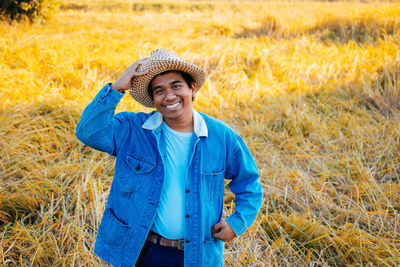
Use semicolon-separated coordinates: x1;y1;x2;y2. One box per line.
121;153;156;195
98;208;130;248
200;170;224;204
126;153;156;174
202;238;223;267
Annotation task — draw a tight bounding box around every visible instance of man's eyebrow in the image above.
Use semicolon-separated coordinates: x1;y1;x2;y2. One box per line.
169;80;183;85
153;80;182;91
152;85;163;91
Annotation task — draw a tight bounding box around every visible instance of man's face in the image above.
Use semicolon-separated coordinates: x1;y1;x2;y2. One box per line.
151;71;196;124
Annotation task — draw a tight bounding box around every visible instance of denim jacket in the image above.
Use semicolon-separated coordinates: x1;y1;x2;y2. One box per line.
76;83;263;267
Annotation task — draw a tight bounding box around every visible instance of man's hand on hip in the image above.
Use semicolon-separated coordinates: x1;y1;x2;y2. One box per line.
212;221;236;242
110;58;149;93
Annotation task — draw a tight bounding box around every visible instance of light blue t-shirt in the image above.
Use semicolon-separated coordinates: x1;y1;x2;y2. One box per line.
151;122;193;239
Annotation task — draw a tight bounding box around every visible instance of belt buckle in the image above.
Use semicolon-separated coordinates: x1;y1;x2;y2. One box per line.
178;240;184;250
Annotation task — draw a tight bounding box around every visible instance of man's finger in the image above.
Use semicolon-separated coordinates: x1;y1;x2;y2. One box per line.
137;57;149;62
213;231;223;240
212;222;223;233
133;70;149;76
131;57;148;66
213;226;225;237
133;58;149;68
127;58;148;71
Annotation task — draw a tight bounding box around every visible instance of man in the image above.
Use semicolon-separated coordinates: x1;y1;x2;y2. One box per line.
76;48;263;267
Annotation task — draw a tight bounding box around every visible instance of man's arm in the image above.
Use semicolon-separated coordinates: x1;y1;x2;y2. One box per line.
214;133;263;241
76;58;149;156
76;83;126;156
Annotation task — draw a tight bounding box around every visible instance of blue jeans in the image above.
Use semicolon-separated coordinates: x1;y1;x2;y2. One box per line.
136;240;184;267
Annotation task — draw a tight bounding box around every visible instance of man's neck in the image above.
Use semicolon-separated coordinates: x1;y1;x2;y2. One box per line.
163;114;194;133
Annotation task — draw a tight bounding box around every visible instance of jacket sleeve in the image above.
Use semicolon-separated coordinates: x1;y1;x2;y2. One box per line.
76;83;126;157
224;133;263;237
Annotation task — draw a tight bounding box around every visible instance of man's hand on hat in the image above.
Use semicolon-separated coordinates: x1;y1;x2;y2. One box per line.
212;220;236;242
110;58;149;93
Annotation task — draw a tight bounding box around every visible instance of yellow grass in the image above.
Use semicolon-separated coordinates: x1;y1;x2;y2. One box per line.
1;0;400;266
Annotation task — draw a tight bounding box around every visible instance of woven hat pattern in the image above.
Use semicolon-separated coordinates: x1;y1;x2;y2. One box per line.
130;48;206;108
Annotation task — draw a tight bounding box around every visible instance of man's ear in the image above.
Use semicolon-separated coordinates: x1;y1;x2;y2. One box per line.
191;81;197;91
191;82;197;100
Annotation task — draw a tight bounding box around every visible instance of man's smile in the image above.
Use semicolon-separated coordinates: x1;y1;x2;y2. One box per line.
164;101;182;110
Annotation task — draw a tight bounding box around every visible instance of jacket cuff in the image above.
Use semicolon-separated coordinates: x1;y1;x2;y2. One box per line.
225;213;247;237
96;83;125;103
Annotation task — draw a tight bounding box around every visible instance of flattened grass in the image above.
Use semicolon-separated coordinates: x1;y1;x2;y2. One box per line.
1;1;400;266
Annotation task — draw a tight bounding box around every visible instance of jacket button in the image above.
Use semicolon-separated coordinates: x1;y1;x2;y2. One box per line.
185;240;190;243
185;189;190;193
136;165;141;171
185;214;190;218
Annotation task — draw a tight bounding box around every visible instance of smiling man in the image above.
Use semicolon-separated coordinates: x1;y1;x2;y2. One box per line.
151;71;195;132
76;49;263;267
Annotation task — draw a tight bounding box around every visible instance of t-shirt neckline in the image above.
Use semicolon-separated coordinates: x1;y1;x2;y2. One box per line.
162;122;193;138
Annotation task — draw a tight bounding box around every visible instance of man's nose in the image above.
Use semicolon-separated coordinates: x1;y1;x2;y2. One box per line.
165;89;176;100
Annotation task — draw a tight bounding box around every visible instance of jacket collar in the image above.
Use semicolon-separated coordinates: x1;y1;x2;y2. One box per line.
142;109;208;137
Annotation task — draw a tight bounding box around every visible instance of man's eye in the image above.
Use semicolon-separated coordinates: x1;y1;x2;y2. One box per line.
155;89;163;94
173;84;181;89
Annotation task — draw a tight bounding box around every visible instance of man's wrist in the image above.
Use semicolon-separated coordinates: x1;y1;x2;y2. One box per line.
110;83;125;93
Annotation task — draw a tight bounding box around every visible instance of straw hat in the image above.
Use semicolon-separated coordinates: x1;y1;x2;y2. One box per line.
129;48;206;108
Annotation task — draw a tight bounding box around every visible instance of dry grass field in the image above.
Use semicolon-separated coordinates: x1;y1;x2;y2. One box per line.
1;0;400;266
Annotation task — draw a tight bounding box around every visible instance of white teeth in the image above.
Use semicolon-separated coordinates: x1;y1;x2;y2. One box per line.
165;102;180;109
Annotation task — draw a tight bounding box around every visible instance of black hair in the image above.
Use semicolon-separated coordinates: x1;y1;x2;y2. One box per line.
147;70;195;100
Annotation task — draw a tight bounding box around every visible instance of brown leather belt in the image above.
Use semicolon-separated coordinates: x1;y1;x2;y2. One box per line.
146;231;185;251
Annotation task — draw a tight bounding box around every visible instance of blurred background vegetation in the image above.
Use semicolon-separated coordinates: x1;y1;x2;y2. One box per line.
0;0;59;21
1;0;400;266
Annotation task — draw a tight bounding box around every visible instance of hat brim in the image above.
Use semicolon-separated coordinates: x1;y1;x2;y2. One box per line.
129;59;206;108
